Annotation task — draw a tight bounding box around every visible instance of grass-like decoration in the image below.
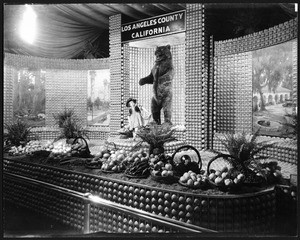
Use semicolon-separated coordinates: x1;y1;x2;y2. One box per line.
4;120;33;148
134;122;177;155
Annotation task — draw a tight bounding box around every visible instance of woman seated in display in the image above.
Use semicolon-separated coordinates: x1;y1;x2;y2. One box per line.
119;98;151;140
127;98;143;140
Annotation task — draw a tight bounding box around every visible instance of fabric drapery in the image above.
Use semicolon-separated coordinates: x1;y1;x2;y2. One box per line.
4;4;185;59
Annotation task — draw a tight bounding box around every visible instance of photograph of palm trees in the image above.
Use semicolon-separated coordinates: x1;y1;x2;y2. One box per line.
13;68;46;127
87;69;110;125
252;40;296;138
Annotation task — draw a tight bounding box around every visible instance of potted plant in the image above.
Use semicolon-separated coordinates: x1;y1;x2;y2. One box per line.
4;120;34;150
135;122;176;155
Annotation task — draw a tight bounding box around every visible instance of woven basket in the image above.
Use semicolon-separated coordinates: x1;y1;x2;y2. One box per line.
171;145;202;177
72;137;91;158
206;154;243;192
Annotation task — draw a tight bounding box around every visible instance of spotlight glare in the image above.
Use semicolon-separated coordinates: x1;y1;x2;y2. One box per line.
20;5;37;44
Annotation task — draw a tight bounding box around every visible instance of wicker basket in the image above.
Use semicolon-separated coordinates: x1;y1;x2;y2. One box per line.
71;137;91;158
171;145;202;177
206;154;243;192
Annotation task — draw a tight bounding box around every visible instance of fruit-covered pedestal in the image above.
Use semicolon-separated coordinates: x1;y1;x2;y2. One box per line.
3;150;278;234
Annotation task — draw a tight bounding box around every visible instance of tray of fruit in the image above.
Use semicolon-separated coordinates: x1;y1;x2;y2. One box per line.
149;154;178;183
206;154;245;192
178;171;209;189
100;149;127;173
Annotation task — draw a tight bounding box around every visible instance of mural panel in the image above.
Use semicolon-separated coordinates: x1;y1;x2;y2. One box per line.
252;40;296;137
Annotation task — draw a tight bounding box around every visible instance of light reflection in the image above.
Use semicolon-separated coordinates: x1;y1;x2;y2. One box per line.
19;5;37;44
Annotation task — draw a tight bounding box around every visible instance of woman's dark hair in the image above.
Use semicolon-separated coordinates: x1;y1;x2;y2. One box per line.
129;106;141;115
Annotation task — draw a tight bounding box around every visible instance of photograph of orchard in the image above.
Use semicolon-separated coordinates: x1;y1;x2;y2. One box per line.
87;69;110;125
13;68;46;127
252;40;296;137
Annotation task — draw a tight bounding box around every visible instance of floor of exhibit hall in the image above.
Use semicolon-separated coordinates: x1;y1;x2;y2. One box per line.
3;200;297;236
3;201;82;237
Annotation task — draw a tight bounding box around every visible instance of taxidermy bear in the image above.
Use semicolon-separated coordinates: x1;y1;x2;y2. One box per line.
139;44;174;125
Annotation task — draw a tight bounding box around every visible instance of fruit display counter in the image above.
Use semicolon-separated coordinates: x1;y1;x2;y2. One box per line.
3;155;277;234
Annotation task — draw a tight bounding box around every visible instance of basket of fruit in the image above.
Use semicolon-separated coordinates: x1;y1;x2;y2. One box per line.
150;154;178;184
71;137;91;158
178;170;209;189
172;145;202;177
100;149;127;173
206;154;245;192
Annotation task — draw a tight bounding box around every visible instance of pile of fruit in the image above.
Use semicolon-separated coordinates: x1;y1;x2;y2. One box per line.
121;148;148;166
101;149;127;172
251;161;283;184
8;140;54;156
123;149;149;177
208;167;245;190
150;154;175;179
48;142;72;160
179;170;209;189
8;145;26;156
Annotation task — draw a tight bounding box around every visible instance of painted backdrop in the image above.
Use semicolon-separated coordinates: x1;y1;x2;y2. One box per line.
252;40;296;137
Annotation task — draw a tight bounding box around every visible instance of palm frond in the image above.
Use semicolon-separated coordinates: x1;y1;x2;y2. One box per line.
215;130;275;175
136;122;176;149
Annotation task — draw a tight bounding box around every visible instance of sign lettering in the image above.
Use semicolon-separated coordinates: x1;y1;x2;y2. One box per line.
121;10;185;42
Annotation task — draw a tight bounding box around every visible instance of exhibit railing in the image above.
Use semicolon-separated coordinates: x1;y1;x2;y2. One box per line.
3;171;217;234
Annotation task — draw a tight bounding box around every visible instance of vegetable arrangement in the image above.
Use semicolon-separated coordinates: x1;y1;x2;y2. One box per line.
123;148;150;177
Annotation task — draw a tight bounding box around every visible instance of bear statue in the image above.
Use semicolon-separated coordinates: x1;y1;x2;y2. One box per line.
139;44;174;125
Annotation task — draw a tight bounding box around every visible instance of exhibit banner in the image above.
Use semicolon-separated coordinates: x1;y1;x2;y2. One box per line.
121;10;185;42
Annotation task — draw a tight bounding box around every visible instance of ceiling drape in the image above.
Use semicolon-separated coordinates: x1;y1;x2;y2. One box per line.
4;3;186;59
4;4;105;59
4;3;294;59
